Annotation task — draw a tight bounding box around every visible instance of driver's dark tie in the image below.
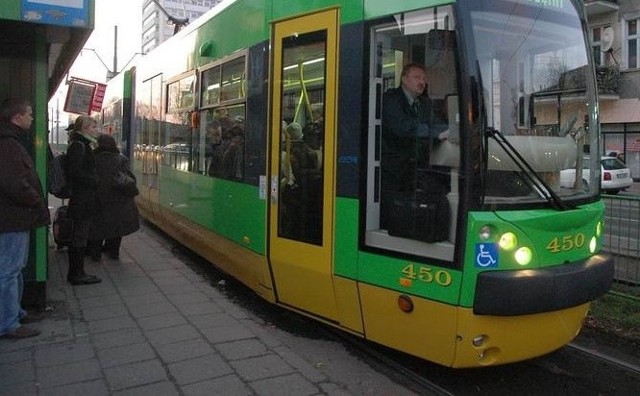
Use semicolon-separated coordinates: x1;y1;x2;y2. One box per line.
412;100;420;116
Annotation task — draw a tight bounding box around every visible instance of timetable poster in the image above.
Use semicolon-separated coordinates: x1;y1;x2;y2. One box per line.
64;80;96;115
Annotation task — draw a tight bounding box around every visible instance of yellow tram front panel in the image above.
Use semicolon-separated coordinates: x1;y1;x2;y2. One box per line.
359;282;591;368
452;304;590;368
359;282;458;367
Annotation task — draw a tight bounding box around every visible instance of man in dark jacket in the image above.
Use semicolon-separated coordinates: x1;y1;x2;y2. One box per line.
0;98;50;339
380;63;449;231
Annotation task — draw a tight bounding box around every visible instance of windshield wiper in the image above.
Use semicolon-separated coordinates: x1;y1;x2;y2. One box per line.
485;127;570;211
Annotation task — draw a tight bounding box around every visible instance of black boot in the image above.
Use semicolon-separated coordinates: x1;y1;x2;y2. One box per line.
67;247;102;285
67;247;80;282
104;237;121;260
87;239;102;262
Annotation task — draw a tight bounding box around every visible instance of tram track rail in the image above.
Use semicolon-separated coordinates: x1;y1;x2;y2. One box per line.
318;327;453;396
320;324;640;395
566;342;640;376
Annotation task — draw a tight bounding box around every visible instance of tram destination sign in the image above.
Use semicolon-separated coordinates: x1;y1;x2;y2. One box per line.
524;0;564;10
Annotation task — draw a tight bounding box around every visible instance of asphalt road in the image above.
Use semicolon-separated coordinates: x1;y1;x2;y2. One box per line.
620;181;640;196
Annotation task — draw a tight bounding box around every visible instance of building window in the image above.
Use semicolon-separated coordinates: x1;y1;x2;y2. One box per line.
143;1;155;15
142;12;155;27
627;19;639;69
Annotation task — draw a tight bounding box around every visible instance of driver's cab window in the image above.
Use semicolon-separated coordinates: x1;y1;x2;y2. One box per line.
365;6;460;261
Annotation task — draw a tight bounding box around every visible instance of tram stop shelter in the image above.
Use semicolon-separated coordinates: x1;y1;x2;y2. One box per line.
1;0;95;308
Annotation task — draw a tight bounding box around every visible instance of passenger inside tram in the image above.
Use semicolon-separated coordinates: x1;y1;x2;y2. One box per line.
280;120;323;244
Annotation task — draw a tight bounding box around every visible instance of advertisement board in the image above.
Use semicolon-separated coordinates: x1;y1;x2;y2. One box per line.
21;0;90;27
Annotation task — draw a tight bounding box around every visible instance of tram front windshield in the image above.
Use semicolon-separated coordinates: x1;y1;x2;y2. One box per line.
468;0;599;204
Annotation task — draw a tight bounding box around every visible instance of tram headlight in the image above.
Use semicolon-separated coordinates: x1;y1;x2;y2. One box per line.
479;225;493;240
472;335;487;347
589;236;597;253
514;247;532;266
498;232;517;251
596;221;602;237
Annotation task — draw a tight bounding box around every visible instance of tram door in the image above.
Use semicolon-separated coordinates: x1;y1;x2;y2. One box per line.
269;9;339;321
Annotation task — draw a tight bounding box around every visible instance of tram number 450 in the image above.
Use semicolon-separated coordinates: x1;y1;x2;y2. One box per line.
545;233;586;253
401;264;453;287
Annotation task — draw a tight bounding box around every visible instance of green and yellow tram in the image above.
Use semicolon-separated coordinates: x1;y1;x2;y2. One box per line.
103;0;614;367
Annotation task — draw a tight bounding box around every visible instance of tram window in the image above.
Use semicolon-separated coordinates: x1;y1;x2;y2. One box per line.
195;55;247;181
194;104;246;180
149;76;162;148
201;66;221;107
163;73;196;172
163;112;192;172
101;101;122;146
277;30;327;245
365;6;459;261
221;57;246;101
135;82;151;153
469;1;597;201
167;74;195;113
134;74;162;176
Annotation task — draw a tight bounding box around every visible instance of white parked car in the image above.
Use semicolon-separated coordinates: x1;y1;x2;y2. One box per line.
560;156;633;194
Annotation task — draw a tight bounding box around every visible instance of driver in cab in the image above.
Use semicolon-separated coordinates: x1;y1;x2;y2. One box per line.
380;63;449;231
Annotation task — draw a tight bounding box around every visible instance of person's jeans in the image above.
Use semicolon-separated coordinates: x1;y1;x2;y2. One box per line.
0;231;29;335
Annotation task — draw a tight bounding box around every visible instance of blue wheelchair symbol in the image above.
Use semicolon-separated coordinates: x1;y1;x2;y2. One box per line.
475;243;498;268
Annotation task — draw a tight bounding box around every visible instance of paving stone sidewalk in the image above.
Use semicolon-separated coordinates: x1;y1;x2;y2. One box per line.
0;226;350;395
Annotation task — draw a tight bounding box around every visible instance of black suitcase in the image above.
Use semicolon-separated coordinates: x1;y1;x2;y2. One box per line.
387;192;450;243
52;205;73;249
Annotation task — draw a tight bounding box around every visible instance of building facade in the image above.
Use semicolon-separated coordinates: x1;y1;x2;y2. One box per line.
586;0;640;179
141;0;222;54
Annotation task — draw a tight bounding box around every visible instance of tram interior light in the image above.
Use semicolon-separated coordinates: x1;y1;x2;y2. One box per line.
283;57;325;71
514;247;532;266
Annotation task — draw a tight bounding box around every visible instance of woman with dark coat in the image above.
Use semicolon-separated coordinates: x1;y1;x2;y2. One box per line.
65;116;101;285
87;134;139;260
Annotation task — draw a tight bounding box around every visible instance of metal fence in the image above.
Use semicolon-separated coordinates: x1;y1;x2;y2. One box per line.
602;194;640;285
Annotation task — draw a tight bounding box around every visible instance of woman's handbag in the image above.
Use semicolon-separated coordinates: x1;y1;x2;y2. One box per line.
113;160;139;197
52;205;73;247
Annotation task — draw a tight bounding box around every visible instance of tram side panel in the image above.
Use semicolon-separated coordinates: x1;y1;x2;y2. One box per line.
330;19;463;366
123;14;275;299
